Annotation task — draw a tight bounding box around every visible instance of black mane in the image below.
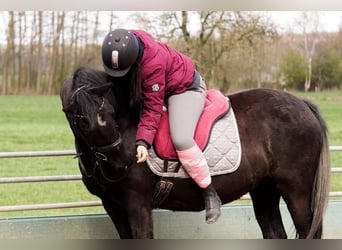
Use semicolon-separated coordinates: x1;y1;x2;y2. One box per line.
70;67;114;129
69;66;140;128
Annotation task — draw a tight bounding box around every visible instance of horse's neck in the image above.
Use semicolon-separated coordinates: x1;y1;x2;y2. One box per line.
117;99;140;126
119;113;138;131
112;85;140;134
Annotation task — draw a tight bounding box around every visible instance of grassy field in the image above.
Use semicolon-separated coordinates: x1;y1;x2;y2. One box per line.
0;91;341;218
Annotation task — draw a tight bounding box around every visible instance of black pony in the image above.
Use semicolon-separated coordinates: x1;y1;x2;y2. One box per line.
60;66;330;239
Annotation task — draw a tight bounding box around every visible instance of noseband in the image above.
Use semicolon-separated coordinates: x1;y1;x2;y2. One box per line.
91;135;122;161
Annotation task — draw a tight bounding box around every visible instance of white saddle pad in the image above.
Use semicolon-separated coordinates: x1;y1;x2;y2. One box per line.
147;107;241;178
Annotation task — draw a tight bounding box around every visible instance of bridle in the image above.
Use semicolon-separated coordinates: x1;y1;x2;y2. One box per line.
91;136;122;161
65;95;130;182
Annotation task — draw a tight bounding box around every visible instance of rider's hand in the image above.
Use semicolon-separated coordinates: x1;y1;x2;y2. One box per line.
136;145;148;163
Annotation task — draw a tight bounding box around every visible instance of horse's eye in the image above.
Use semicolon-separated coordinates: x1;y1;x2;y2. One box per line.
97;113;107;127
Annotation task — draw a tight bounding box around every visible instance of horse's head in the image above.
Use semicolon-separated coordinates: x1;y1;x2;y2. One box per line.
61;67;122;159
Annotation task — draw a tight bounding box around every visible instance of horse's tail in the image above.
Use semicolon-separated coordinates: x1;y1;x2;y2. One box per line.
303;99;331;239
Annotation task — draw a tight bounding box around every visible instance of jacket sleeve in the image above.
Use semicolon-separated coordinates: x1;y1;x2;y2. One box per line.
135;65;166;147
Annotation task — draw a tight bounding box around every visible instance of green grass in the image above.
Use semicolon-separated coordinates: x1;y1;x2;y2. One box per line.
0;91;341;218
294;91;342;146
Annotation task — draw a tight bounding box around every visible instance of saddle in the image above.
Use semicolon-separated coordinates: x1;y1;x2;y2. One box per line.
151;90;240;206
153;89;230;160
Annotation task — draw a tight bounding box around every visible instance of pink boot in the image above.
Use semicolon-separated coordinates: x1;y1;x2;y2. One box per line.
177;145;221;224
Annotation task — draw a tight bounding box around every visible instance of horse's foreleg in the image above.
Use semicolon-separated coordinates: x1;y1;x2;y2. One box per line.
126;203;154;239
102;199;133;239
250;178;287;239
102;197;154;238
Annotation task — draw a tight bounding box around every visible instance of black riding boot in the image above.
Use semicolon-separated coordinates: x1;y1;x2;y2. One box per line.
202;184;222;224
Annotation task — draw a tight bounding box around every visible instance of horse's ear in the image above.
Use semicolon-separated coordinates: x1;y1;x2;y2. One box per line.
88;82;113;96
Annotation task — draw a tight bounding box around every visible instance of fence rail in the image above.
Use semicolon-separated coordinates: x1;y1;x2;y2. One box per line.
0;146;341;212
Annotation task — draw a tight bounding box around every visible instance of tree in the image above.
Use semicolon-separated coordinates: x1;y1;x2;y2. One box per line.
1;11;15;95
35;11;43;93
46;11;65;95
277;48;306;90
313;50;342;90
296;11;321;92
136;11;278;91
1;11;339;94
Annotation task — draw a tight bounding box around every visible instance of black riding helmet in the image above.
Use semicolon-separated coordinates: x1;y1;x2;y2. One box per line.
102;29;139;77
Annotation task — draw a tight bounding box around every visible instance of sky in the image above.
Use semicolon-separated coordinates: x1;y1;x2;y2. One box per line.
0;11;341;28
268;11;342;32
1;0;342;11
97;11;342;33
0;11;341;45
112;11;342;32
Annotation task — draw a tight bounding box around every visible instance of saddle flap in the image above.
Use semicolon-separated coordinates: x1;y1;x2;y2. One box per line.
153;89;230;160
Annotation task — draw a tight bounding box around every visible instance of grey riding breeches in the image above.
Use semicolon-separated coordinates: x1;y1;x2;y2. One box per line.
167;74;207;151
